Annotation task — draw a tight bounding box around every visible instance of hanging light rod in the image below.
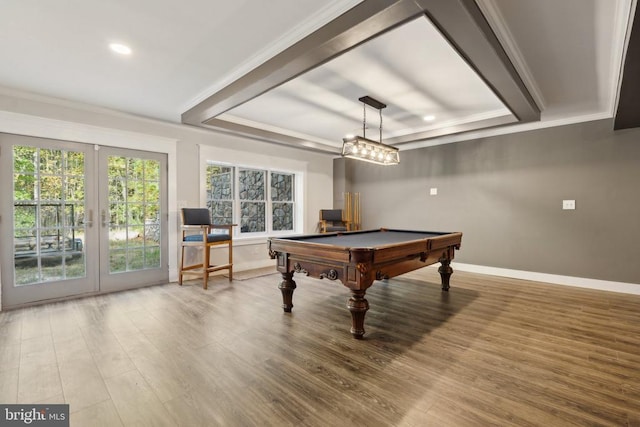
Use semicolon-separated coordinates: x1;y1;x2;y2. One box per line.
341;96;399;166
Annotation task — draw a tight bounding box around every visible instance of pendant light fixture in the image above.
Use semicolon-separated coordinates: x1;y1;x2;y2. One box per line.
341;96;399;165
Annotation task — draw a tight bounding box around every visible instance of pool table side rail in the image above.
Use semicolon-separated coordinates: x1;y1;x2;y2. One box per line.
371;232;462;264
267;230;462;269
268;239;354;263
269;228;453;249
269;228;459;248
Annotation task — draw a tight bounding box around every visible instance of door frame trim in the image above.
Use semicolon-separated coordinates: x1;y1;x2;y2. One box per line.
0;110;179;309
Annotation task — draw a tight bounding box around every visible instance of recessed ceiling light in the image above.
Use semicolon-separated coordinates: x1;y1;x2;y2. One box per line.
109;43;132;55
423;115;436;122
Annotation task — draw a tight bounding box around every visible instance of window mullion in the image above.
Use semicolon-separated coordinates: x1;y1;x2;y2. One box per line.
234;166;239;235
266;170;271;234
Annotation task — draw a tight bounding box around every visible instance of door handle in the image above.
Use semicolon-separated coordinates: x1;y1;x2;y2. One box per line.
82;209;94;228
101;209;109;227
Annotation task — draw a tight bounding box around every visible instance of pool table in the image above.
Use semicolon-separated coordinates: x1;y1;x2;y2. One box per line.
267;228;463;339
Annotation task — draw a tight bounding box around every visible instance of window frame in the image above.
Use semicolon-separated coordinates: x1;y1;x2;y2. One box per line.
205;164;234;226
270;170;296;233
200;146;305;241
237;167;267;235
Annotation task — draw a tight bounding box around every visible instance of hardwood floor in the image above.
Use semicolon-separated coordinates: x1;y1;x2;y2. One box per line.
1;267;639;426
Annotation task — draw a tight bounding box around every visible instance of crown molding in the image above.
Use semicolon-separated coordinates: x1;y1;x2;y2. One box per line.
388;108;513;141
475;0;546;112
0;109;177;149
395;111;612;151
0;85;271;139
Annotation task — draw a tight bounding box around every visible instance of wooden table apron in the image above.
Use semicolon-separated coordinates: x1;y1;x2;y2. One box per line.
268;230;462;339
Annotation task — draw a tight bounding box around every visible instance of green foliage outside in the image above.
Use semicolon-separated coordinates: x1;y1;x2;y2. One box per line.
107;156;161;273
12;147;163;285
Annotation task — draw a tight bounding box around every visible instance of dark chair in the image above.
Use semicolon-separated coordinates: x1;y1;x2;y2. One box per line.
179;208;236;289
319;209;351;233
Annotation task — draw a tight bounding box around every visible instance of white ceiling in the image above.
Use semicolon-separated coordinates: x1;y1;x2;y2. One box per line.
0;0;635;153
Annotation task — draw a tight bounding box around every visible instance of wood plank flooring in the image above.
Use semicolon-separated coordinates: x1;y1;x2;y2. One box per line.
1;267;639;426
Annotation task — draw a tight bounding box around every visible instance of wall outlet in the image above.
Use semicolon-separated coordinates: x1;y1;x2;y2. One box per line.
562;200;576;210
430;187;438;196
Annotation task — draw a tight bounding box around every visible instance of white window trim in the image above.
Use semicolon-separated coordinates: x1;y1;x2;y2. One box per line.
198;144;306;242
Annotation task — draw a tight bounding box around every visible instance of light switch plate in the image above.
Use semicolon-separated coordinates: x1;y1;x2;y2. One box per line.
562;200;576;210
430;188;438;196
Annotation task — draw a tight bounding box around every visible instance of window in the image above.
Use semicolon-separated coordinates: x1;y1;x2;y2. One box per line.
271;171;294;231
239;168;266;233
206;164;233;225
206;162;297;236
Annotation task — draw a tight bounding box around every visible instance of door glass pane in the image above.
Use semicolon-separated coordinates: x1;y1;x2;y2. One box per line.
13;145;86;286
107;156;161;273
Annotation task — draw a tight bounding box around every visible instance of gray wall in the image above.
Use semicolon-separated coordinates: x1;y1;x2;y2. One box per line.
337;119;640;285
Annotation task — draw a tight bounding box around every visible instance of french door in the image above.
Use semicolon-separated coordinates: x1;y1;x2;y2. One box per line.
0;134;168;308
98;146;167;292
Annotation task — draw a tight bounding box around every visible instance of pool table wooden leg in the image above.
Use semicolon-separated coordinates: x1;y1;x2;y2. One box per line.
347;290;369;339
438;259;453;291
279;271;297;312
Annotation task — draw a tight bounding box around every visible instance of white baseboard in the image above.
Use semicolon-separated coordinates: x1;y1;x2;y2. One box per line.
233;258;276;272
170;259;275;283
453;262;640;295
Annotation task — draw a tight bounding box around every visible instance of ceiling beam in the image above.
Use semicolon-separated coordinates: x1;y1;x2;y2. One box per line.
183;0;540;148
418;0;540;123
614;1;640;130
183;0;422;126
